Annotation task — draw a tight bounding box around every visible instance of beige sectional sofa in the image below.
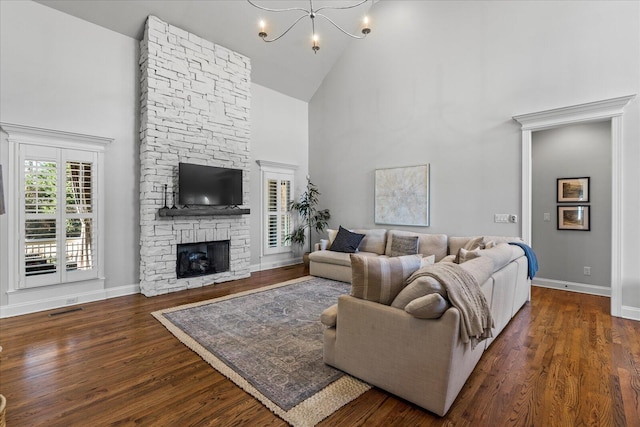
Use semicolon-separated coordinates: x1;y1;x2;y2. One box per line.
309;229;448;282
313;229;531;416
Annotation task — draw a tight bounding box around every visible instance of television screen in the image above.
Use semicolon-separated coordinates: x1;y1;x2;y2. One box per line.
178;163;243;206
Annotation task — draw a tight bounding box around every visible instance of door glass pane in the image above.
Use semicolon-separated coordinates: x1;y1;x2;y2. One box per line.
24;161;57;214
66;218;93;271
267;214;278;248
25;219;57;276
267;179;277;212
281;213;291;247
280;180;291;211
66;161;93;214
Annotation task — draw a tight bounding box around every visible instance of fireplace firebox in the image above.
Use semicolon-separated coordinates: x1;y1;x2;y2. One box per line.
176;240;230;279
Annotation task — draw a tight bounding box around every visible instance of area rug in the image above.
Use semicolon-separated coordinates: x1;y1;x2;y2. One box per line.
152;276;371;427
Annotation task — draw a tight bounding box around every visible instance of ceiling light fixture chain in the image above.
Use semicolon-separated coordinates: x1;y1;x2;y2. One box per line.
248;0;372;53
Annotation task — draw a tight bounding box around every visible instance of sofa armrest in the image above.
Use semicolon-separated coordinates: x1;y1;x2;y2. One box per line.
329;295;484;416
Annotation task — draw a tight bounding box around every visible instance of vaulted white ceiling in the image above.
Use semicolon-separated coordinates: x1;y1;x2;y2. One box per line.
34;0;378;102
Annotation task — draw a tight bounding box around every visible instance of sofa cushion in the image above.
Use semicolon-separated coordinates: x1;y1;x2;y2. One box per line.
309;249;379;267
458;256;494;286
405;293;450;319
385;231;448;261
480;243;523;272
388;235;419;257
350;254;422;305
391;275;446;309
330;226;365;253
320;303;338;327
353;228;387;255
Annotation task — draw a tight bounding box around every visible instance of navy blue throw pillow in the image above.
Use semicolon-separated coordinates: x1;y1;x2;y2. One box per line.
329;226;365;253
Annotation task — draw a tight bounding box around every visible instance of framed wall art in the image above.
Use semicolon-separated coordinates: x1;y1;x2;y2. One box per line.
557;205;590;231
374;164;430;226
557;177;589;203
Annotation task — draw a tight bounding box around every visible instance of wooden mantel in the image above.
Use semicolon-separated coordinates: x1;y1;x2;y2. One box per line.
158;207;250;217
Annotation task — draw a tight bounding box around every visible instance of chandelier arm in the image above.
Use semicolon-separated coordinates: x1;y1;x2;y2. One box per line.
247;0;309;14
260;13;310;42
315;0;369;13
315;13;366;39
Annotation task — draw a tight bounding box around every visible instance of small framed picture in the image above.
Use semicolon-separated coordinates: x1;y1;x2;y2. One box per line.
557;205;590;231
557;177;589;203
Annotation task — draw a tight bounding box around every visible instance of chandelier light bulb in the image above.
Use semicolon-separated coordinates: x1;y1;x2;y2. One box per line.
258;20;267;38
312;34;320;54
362;16;371;35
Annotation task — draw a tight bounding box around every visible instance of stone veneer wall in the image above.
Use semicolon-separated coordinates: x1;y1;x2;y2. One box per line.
139;16;251;296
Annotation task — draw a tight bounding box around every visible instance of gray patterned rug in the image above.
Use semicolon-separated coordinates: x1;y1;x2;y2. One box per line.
152;276;371;427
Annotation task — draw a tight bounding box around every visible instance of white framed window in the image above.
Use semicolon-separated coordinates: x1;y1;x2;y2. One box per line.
1;123;111;291
257;161;297;256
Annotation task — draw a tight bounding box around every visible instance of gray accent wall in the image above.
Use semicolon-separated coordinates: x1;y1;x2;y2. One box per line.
532;122;611;288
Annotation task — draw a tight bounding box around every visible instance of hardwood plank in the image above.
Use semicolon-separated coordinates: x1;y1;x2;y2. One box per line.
1;269;639;426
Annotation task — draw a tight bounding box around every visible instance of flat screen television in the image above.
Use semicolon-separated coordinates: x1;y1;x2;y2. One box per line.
178;163;243;206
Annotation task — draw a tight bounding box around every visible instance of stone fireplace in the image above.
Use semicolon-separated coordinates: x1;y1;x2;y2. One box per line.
138;16;251;296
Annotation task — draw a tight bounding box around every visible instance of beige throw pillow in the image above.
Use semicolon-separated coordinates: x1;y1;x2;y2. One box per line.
454;236;484;263
388;235;419;257
405;293;450;319
420;254;436;268
327;229;338;246
456;248;482;264
350;254;422;305
320;304;338;327
391;275;446;309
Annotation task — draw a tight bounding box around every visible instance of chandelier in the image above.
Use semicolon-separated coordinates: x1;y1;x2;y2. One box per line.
247;0;372;54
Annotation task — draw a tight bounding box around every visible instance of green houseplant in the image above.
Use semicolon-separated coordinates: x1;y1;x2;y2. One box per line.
286;178;331;257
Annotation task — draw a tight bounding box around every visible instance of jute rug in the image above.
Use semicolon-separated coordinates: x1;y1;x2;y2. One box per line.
152;276;371;427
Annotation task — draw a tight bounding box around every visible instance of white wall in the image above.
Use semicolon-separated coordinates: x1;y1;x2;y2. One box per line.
0;1;139;310
532;121;611;289
249;83;309;270
309;1;640;316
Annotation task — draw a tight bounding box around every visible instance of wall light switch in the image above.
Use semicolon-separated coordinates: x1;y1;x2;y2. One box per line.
544;212;551;222
494;214;509;223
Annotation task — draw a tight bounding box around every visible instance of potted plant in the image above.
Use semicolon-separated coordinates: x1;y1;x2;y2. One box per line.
285;178;331;263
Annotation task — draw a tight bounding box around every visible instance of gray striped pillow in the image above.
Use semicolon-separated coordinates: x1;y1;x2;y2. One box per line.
350;254;422;305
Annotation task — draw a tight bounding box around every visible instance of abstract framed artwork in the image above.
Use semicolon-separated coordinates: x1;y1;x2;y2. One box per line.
374;164;429;226
557;177;590;203
557;205;590;231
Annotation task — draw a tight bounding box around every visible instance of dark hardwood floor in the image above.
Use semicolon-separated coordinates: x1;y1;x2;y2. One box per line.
1;265;638;426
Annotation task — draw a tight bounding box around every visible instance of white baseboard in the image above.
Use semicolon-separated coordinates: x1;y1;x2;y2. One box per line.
250;257;302;272
105;283;141;298
0;283;140;318
532;277;611;297
621;305;640;321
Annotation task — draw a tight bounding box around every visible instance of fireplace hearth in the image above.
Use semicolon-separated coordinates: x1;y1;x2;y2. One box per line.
176;240;230;279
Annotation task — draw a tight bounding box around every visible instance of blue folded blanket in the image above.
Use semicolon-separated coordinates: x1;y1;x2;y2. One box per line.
508;241;538;279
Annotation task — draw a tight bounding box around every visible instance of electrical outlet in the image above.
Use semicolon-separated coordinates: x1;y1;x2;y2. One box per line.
583;266;591;276
543;213;551;222
509;214;518;223
66;297;78;305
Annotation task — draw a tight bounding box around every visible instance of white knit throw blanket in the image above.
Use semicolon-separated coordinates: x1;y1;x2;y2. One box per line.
407;263;494;349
